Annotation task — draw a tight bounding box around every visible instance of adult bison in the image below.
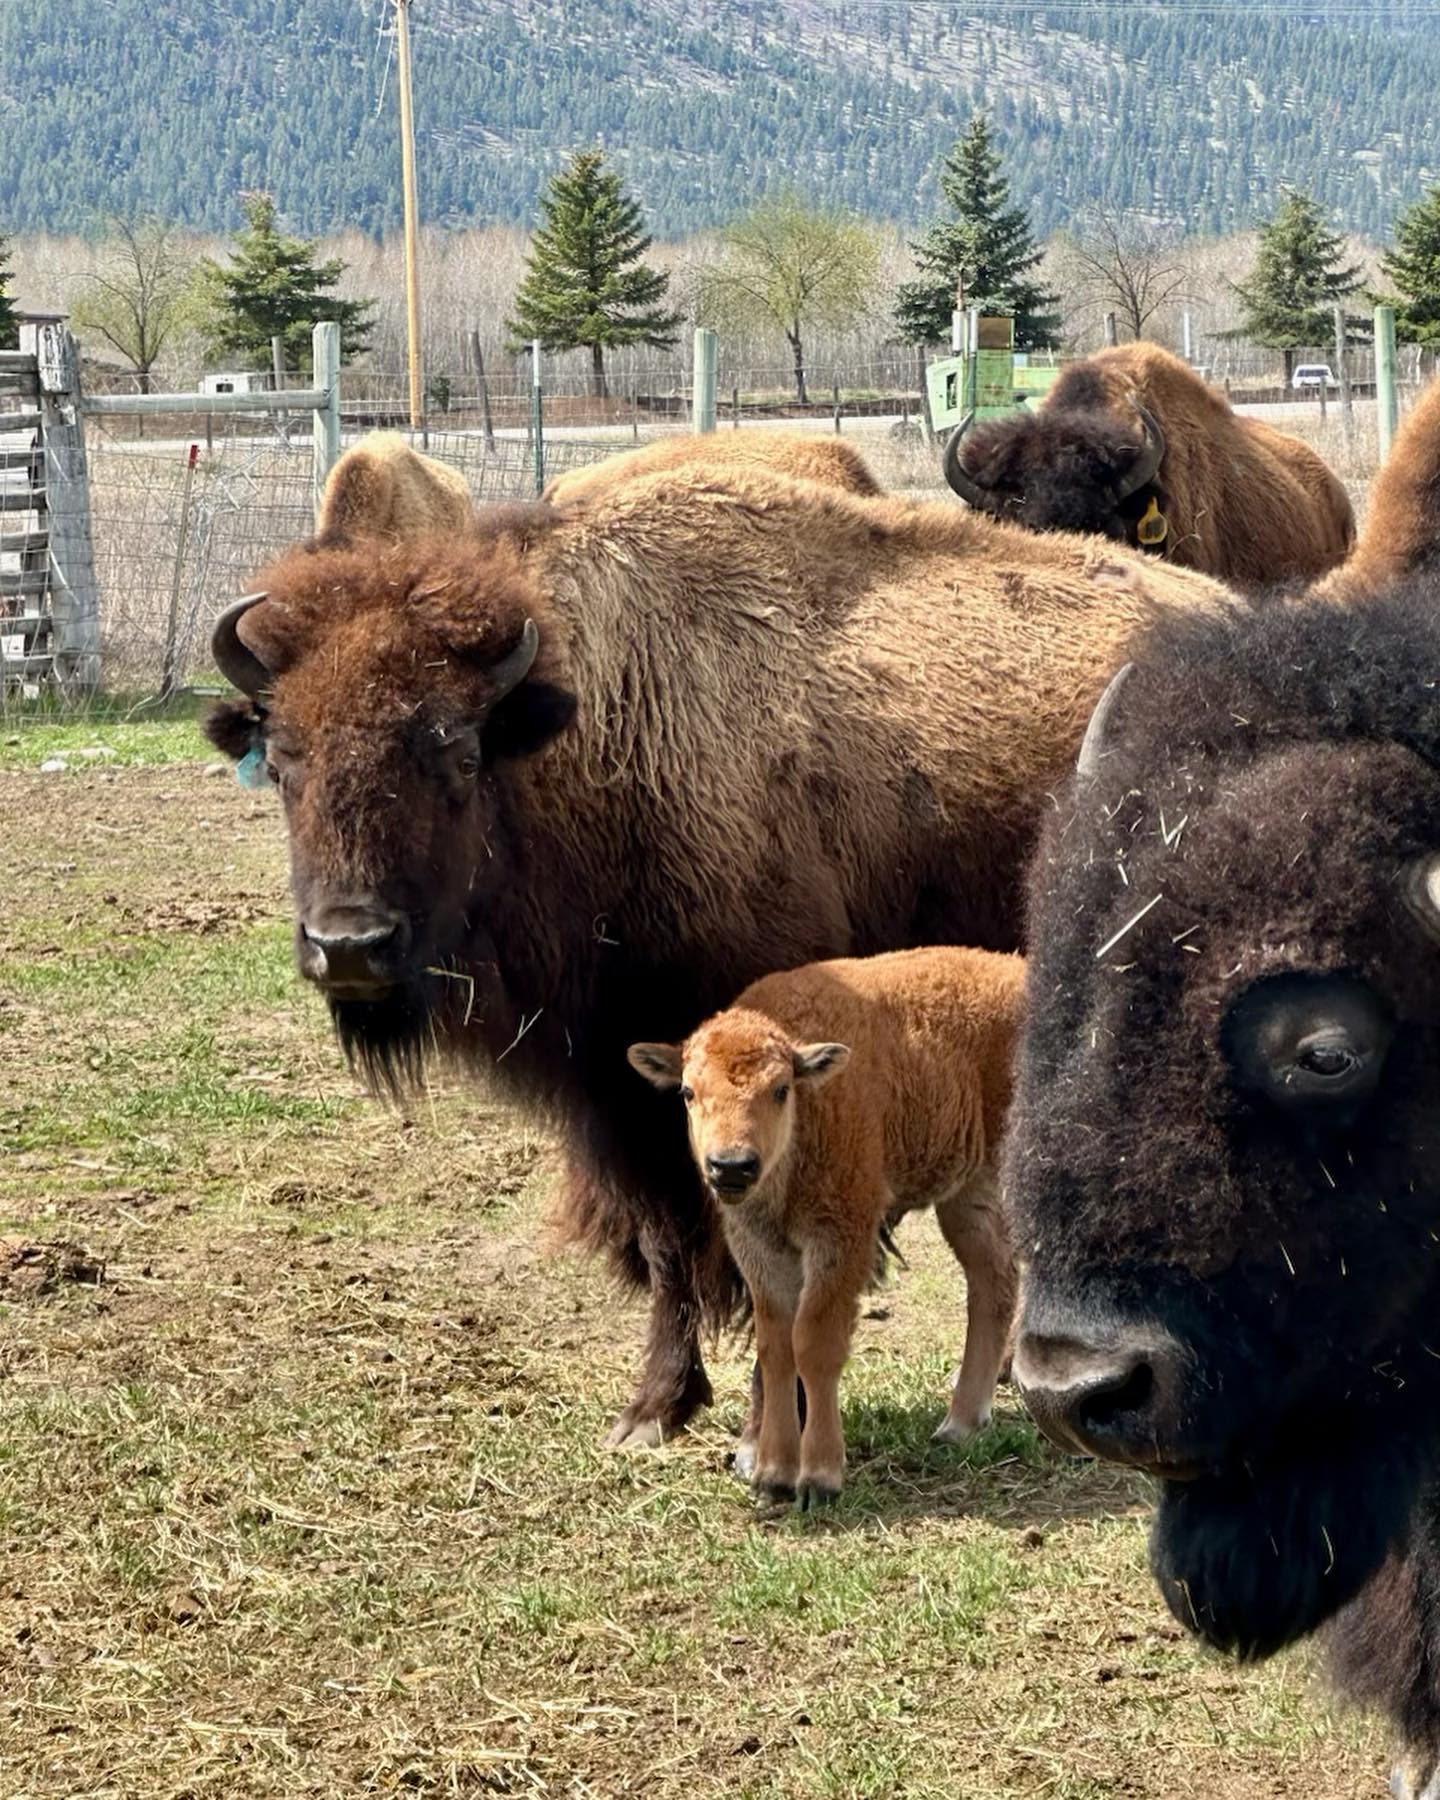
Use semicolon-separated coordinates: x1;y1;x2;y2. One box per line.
944;343;1354;589
315;431;474;542
205;452;1230;1448
1006;384;1440;1795
542;429;879;506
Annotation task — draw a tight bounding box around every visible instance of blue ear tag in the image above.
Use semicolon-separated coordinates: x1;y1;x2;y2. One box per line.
236;745;269;790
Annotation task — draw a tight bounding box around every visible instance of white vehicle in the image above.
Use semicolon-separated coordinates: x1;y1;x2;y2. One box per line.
1292;363;1340;391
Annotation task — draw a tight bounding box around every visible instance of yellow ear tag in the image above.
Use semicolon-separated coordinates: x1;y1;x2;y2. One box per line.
1136;495;1169;548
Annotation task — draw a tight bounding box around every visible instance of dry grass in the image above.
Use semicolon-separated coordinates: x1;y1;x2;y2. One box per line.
0;734;1392;1798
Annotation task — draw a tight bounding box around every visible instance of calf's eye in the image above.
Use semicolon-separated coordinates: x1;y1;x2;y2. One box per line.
679;1085;694;1104
774;1083;790;1104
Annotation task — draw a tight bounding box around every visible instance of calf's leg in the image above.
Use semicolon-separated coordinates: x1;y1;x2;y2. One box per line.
751;1290;802;1499
933;1186;1018;1443
792;1241;871;1507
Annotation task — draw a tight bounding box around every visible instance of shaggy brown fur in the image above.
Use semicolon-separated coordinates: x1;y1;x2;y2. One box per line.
541;429;880;506
1321;375;1440;599
955;344;1355;589
316;432;474;543
629;947;1024;1506
205;455;1232;1447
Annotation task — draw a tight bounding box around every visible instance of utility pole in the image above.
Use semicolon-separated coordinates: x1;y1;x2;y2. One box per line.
394;0;423;430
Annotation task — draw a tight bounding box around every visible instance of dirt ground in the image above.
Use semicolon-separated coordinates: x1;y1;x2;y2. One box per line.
0;742;1390;1798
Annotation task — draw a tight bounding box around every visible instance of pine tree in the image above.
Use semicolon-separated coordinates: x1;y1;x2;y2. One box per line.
0;235;17;351
1229;191;1362;379
1381;184;1440;348
198;192;373;373
895;115;1060;352
507;150;680;398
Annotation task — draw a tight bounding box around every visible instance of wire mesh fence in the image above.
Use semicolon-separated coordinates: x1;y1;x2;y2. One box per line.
82;422;635;696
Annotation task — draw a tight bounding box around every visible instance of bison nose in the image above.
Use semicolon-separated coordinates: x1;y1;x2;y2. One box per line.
1015;1320;1194;1475
705;1149;761;1196
298;905;408;996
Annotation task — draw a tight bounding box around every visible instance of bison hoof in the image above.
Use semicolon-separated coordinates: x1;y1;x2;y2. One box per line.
604;1414;667;1451
753;1471;797;1504
732;1438;758;1482
933;1410;989;1446
797;1478;841;1511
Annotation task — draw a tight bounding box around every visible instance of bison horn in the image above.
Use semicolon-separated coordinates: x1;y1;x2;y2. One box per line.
1077;662;1135;780
212;591;273;700
489;618;539;699
942;413;988;509
1114;404;1167;502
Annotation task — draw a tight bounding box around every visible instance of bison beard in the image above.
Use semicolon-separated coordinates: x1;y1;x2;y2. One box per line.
330;982;437;1095
1152;1432;1438;1662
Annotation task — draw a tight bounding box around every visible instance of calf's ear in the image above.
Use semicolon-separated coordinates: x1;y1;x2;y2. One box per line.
793;1043;851;1086
627;1042;685;1090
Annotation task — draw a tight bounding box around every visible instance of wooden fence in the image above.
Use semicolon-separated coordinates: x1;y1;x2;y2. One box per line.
0;326;101;696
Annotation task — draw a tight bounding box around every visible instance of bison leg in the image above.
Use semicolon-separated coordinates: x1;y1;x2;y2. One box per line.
932;1183;1019;1442
792;1241;872;1507
733;1359;764;1480
604;1227;714;1449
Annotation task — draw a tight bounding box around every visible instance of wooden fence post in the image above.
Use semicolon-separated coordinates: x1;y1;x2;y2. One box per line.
469;330;496;450
23;323;100;693
1334;303;1353;453
311;321;341;518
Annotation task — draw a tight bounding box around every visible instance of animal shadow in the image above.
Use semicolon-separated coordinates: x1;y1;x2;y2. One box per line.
738;1395;1151;1534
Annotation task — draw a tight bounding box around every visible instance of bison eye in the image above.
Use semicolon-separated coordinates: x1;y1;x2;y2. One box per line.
1294;1040;1358;1080
774;1082;791;1104
1223;972;1393;1122
679;1085;694;1105
457;754;480;780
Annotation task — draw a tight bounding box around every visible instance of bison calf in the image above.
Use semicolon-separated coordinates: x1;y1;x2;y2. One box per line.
629;946;1023;1507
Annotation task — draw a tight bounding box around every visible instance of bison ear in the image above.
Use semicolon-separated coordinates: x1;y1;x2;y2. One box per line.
793;1042;850;1086
483;680;577;761
204;698;263;763
628;1042;684;1090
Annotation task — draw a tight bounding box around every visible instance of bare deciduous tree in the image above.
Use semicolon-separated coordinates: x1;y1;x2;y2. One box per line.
71;215;199;390
1056;211;1193;345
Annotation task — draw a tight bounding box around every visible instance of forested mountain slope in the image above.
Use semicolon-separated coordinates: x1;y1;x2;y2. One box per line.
4;0;1437;238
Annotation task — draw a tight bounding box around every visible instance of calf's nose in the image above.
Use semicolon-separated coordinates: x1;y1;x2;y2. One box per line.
1015;1319;1191;1473
705;1148;761;1194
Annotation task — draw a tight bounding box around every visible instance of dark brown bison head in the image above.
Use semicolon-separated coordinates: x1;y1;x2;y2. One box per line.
944;401;1166;544
204;522;576;1080
1005;588;1440;1662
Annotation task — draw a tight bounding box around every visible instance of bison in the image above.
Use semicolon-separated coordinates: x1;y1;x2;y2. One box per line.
1320;372;1440;601
943;343;1355;589
314;431;474;543
204;451;1231;1449
1004;388;1440;1788
542;429;880;506
628;945;1024;1504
